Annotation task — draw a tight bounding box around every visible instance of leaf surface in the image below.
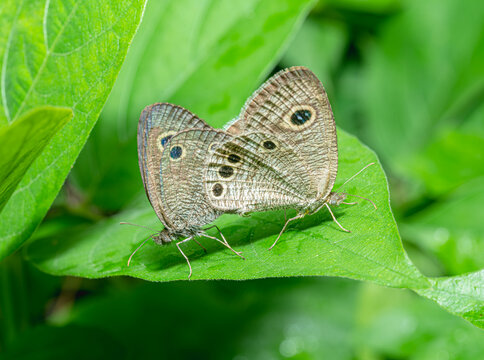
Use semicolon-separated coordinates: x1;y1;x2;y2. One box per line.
0;106;71;212
417;270;484;330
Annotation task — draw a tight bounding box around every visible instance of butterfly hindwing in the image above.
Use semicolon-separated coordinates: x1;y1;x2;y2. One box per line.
160;129;230;231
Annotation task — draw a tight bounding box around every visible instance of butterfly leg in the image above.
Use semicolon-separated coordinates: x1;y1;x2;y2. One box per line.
268;213;304;251
203;225;244;258
176;237;194;279
324;203;351;233
201;233;245;260
341;201;358;205
192;238;208;253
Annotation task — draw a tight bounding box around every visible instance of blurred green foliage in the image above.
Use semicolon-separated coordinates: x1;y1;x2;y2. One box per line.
1;0;483;358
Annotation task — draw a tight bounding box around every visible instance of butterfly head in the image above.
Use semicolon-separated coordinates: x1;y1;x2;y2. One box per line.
152;229;177;246
327;192;347;206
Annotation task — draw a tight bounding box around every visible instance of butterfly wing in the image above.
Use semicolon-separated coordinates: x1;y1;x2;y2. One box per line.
226;66;338;201
204;131;313;213
159;129;230;231
138;103;211;228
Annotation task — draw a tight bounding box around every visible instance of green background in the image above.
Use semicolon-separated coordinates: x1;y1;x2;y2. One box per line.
1;0;483;358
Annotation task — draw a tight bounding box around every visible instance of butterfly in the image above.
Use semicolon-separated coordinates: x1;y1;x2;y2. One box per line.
134;66;375;277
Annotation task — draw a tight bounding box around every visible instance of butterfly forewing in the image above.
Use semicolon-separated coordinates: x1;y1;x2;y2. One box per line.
226;67;338;200
138;103;211;228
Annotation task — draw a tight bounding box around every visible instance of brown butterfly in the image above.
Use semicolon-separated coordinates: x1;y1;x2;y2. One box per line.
133;66;375;277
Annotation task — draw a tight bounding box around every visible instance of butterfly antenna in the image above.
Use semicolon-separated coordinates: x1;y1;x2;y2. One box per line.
335;162;375;190
120;222;159;232
341;193;377;210
127;235;152;267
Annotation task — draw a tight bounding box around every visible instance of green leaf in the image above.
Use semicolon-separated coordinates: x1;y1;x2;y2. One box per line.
70;0;316;211
416;270;484;330
0;106;72;212
0;0;146;259
25;128;428;289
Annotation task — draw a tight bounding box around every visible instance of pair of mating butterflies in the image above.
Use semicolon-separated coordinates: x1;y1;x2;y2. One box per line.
136;66;372;277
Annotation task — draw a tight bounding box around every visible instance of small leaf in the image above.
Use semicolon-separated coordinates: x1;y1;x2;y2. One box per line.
0;0;146;259
416;270;484;330
25;128;428;290
0;106;71;212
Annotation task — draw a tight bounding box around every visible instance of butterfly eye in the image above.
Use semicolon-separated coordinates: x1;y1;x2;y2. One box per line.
212;183;224;197
263;140;276;150
227;154;241;163
169;145;183;160
291;109;312;125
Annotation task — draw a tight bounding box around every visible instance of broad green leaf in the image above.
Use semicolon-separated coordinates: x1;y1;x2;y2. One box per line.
416;270;484;330
0;0;146;259
25;128;428;289
70;0;315;211
361;0;484;172
402;177;484;275
0;107;71;212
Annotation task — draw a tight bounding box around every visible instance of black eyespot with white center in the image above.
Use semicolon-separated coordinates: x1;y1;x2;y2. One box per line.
212;183;223;197
228;154;241;163
291;109;312;125
263;140;276;150
219;165;234;178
